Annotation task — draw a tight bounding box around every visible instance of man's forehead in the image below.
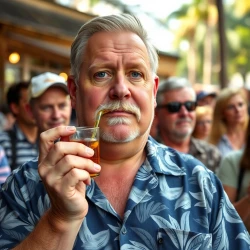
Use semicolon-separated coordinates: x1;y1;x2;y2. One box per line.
86;31;148;55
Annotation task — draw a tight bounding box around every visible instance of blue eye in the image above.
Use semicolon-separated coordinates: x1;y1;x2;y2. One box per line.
131;71;141;78
95;72;107;78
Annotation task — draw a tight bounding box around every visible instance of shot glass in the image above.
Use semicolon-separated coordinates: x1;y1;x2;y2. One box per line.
69;126;100;177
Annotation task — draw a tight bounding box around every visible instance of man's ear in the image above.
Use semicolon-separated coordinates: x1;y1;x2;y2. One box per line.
153;76;159;108
67;75;77;109
26;103;34;119
9;103;18;116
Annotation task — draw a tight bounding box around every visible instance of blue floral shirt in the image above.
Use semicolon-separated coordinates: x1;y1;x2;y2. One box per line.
0;137;249;250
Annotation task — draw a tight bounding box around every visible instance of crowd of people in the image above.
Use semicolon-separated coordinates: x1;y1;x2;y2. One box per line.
0;13;249;249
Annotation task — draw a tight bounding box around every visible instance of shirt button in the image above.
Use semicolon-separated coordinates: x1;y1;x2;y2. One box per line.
158;238;163;244
122;227;127;234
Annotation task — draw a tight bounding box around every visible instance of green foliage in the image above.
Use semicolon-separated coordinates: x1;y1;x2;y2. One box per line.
167;0;250;85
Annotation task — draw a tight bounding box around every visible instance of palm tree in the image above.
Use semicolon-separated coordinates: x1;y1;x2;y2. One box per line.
166;0;218;85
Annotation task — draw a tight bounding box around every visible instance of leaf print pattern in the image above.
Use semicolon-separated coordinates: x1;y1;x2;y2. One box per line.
130;227;158;249
135;201;168;223
79;218;110;249
213;219;229;250
223;194;244;223
152;213;212;250
175;193;191;210
158;178;183;200
236;231;250;245
121;241;151;250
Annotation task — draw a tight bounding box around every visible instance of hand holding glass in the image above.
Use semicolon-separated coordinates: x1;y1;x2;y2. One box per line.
69;127;100;177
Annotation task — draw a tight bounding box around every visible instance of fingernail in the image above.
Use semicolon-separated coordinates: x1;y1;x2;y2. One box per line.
94;163;101;171
66;126;76;131
86;147;94;155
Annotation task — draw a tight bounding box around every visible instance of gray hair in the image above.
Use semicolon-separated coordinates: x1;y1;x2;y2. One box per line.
156;77;196;104
70;14;159;83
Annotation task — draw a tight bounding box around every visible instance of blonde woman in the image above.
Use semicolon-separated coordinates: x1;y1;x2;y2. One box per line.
209;87;249;156
217;119;250;231
193;106;213;141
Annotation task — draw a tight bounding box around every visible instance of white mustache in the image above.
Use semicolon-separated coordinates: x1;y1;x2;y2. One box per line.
95;101;141;122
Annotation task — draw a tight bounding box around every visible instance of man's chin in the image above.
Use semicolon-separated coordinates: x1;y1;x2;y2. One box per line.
101;128;139;143
49;123;65;129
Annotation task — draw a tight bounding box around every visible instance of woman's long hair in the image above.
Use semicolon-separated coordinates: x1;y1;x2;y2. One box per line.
209;87;249;145
240;119;250;170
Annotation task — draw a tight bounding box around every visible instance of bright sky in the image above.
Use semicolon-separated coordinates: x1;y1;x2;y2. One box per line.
121;0;191;19
118;0;192;53
56;0;191;53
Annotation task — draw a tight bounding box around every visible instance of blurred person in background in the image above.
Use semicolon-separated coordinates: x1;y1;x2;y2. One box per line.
0;82;38;170
0;104;15;132
217;119;250;231
196;90;217;108
155;77;221;172
0;145;11;184
192;105;213;141
27;72;72;135
209;87;249;157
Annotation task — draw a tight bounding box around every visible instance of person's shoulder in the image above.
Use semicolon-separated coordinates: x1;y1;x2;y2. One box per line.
148;136;209;173
0;130;11;141
192;137;220;153
224;149;243;159
220;149;243;166
1;157;40;190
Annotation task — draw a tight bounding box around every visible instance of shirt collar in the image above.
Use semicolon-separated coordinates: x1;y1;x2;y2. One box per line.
145;136;186;176
189;137;206;154
13;123;26;140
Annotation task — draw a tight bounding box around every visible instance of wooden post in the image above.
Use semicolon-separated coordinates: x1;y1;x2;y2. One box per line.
0;25;7;105
216;0;228;89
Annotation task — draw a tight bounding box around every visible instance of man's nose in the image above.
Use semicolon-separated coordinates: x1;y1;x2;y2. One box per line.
109;75;131;100
52;107;61;118
178;105;189;115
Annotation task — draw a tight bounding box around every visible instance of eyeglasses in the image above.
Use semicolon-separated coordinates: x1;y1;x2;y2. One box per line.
157;101;197;113
196;120;212;126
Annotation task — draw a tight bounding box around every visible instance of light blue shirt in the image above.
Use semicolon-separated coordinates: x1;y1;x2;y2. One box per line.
0;137;249;249
217;134;244;158
0;145;10;184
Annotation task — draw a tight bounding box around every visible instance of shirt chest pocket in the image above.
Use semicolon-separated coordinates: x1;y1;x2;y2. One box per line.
157;228;212;250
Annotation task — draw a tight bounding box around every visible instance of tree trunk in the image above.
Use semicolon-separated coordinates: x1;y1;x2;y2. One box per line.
203;0;215;85
187;34;197;85
216;0;228;88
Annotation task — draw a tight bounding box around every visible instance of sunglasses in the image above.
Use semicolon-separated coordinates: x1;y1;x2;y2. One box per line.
158;101;197;113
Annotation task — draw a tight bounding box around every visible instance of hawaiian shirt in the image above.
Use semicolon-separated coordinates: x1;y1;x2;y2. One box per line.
0;137;249;250
189;137;221;172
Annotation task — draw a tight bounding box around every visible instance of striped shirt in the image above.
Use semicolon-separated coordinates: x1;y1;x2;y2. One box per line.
0;124;38;170
0;145;11;184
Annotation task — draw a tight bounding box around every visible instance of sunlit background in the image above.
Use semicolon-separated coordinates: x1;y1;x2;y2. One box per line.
1;0;250;103
55;0;250;89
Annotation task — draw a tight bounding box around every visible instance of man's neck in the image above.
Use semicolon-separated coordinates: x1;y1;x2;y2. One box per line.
160;133;190;153
16;121;38;143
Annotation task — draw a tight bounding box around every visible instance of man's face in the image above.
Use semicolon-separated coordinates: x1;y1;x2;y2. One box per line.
157;87;196;142
31;87;72;132
12;88;36;126
69;31;158;143
198;95;216;107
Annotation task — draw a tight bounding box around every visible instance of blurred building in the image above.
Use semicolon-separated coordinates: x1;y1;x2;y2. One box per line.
0;0;179;104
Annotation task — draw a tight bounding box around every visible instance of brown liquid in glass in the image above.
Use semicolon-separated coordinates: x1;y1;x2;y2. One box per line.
71;139;100;177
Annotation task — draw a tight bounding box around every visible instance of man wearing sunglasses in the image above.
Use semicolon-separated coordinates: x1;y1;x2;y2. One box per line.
155;77;221;172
